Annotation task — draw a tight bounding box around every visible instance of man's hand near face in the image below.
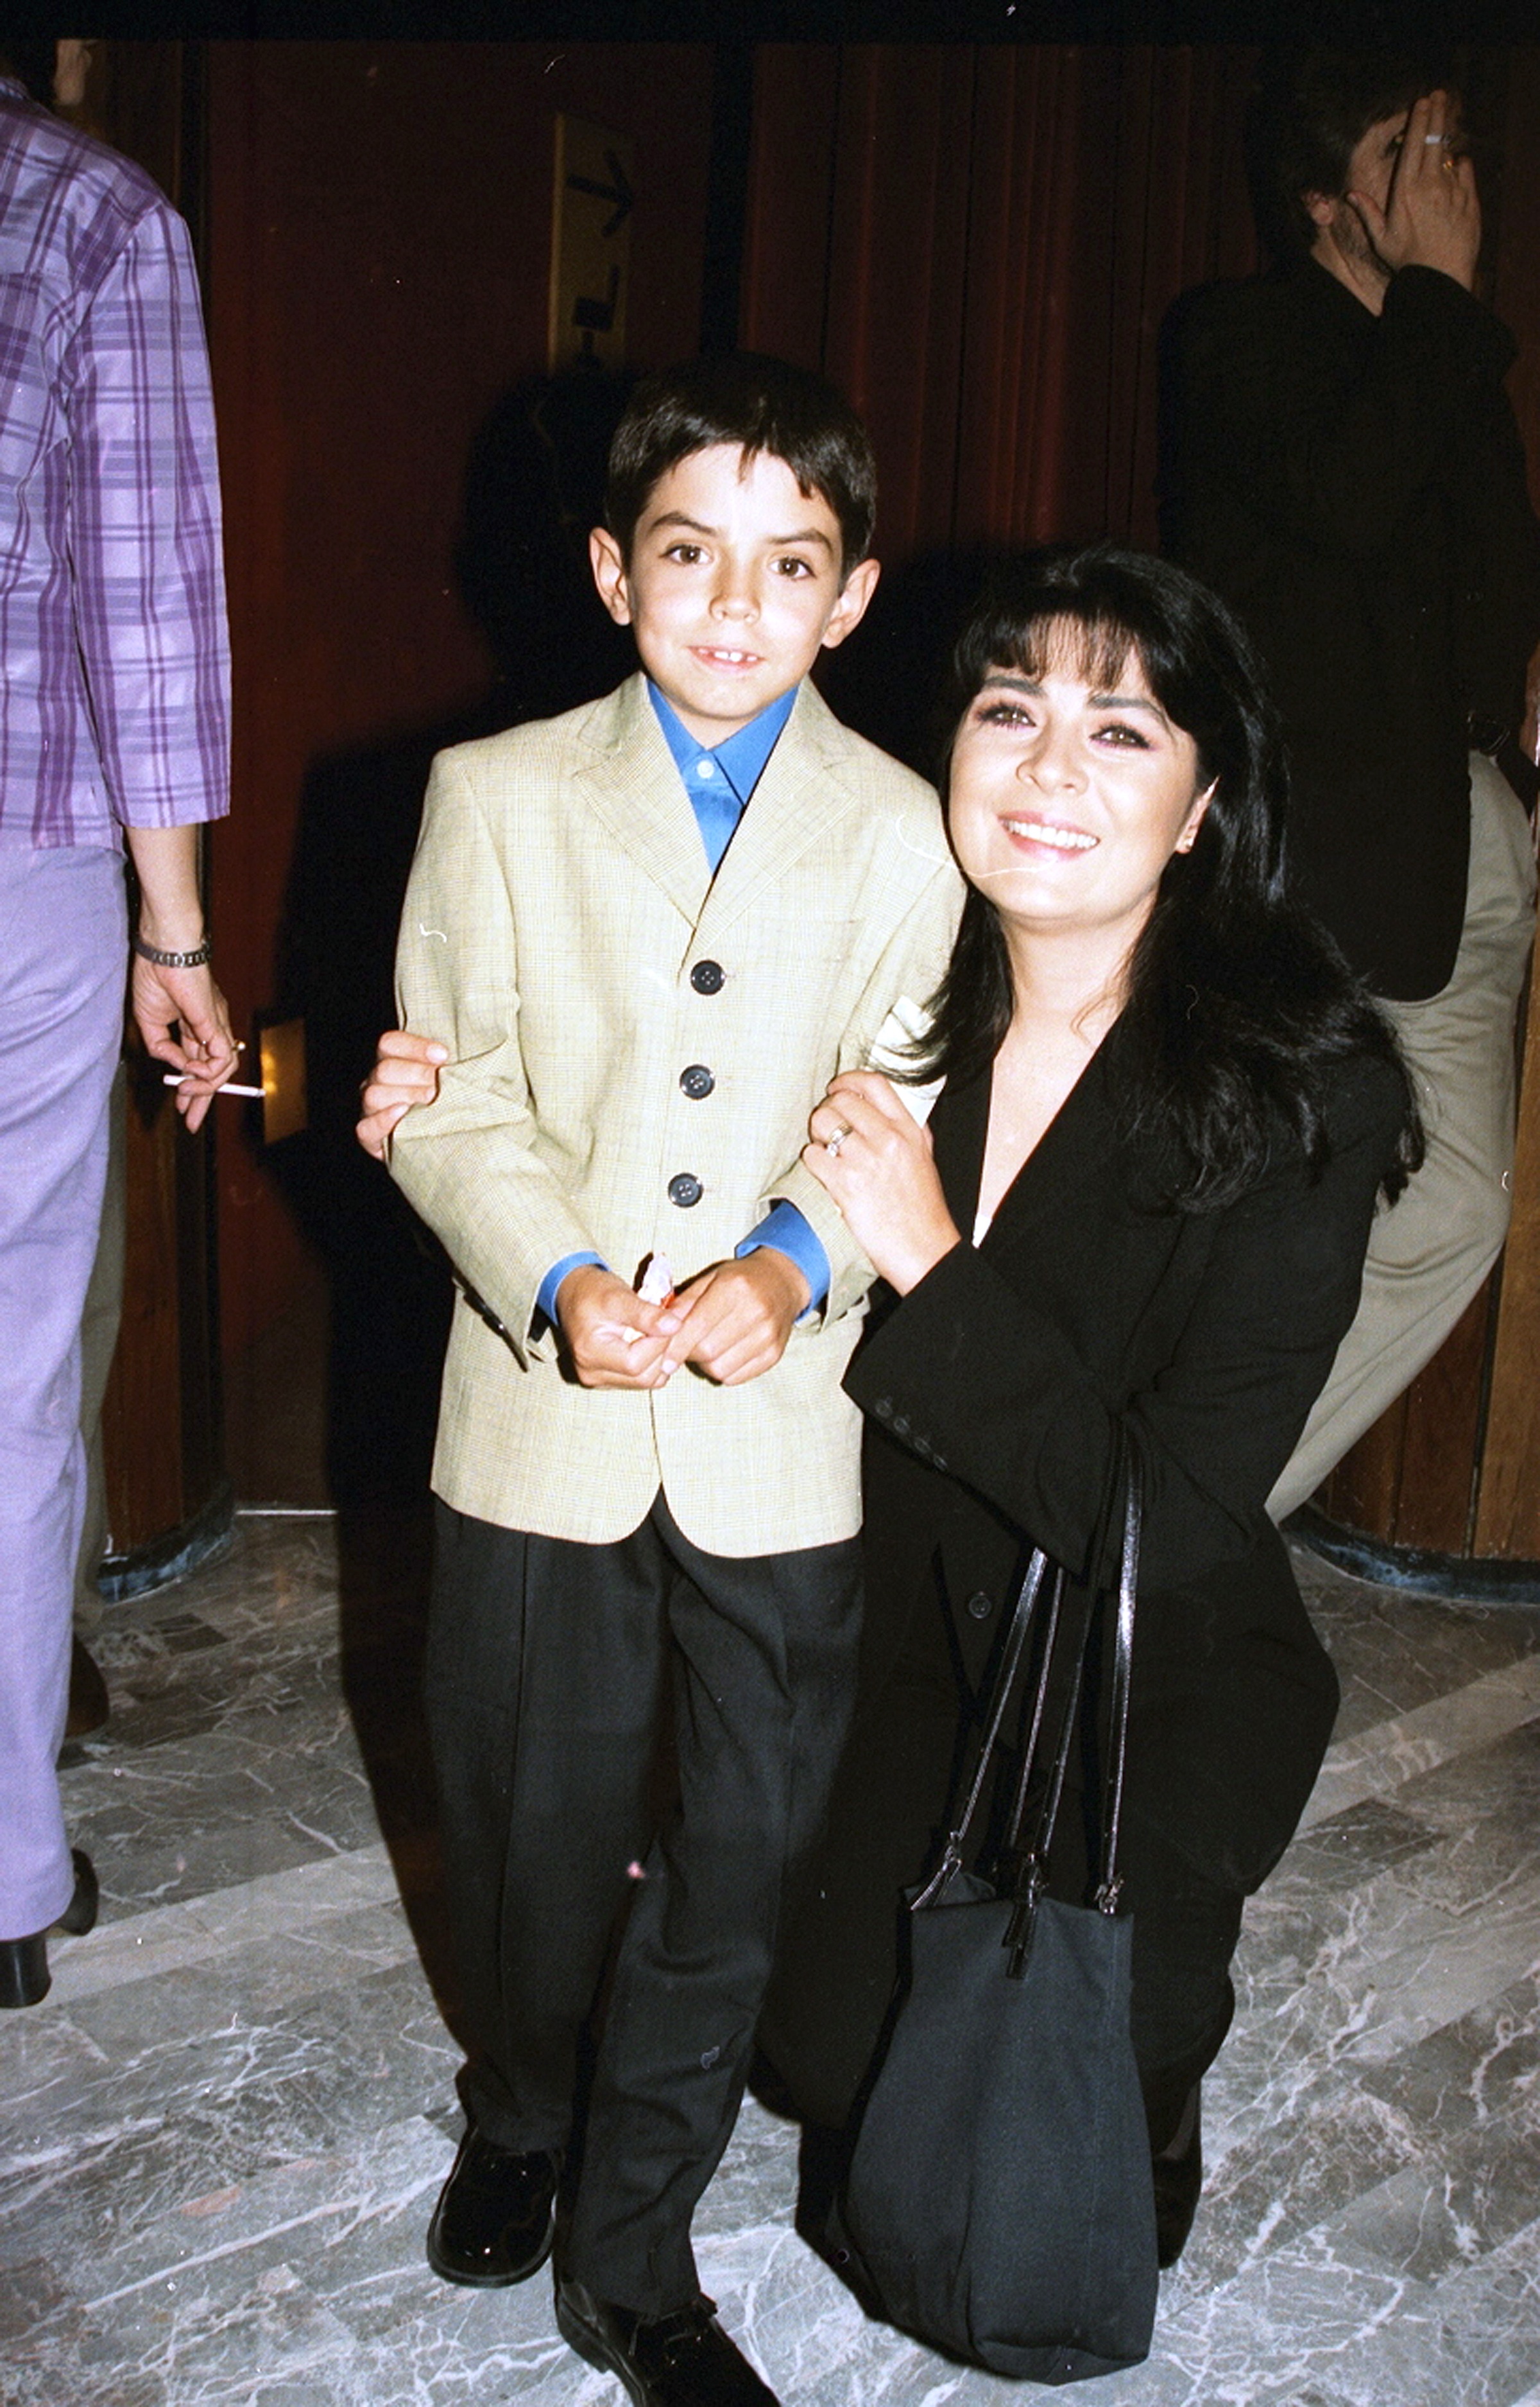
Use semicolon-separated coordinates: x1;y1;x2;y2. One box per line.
1348;89;1480;291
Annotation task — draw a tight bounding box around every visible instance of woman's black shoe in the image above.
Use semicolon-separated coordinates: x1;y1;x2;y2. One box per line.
425;2124;559;2286
0;1849;99;2009
1152;2083;1202;2268
556;2278;781;2406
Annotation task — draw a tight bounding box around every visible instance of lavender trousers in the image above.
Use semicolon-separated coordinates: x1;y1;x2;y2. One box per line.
0;843;126;1940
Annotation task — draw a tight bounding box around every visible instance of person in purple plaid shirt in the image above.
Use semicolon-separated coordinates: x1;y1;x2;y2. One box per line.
0;41;239;2008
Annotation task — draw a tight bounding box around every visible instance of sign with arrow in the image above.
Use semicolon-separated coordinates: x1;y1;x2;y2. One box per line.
549;115;635;372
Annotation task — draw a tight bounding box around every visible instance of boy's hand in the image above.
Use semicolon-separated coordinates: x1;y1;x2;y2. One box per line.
666;1248;810;1386
558;1265;683;1388
357;1029;447;1159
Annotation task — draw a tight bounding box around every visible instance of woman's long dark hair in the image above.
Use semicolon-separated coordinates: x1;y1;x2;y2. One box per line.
909;544;1422;1209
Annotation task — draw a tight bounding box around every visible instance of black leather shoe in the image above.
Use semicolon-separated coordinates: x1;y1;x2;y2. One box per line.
556;2278;781;2406
425;2124;559;2286
1153;2084;1202;2268
0;1850;99;2010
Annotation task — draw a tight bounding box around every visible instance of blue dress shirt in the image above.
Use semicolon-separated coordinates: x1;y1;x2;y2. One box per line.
535;683;830;1329
647;679;798;870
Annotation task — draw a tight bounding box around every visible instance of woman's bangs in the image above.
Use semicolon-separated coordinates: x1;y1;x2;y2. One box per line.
993;607;1152;698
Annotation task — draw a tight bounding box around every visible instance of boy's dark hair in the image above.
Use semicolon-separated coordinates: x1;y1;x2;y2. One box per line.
1245;46;1455;262
911;543;1422;1212
605;352;877;580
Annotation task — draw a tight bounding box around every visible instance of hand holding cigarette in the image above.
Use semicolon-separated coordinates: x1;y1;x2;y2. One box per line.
558;1261;682;1389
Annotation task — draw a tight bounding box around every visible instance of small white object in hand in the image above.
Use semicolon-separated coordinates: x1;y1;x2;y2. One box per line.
163;1074;265;1097
637;1253;676;1306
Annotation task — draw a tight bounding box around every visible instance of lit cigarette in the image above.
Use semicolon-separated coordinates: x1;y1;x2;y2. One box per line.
164;1074;266;1097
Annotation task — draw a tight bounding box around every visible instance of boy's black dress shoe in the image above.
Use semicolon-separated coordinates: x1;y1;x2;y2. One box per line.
556;2278;781;2406
0;1849;99;2010
425;2124;559;2286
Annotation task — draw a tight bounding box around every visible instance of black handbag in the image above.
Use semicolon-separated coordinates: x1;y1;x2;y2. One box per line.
835;1458;1158;2385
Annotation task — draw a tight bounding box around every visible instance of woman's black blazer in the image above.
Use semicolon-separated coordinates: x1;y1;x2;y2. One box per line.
844;1024;1407;1897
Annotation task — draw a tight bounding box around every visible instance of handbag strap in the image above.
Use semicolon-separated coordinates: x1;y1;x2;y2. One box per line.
909;1544;1056;1911
911;1436;1145;1965
1093;1445;1143;1911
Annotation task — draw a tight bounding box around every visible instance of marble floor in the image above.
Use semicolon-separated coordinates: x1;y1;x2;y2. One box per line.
6;1508;1540;2406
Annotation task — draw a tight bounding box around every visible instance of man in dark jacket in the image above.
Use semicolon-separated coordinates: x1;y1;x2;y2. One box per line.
1161;48;1540;1517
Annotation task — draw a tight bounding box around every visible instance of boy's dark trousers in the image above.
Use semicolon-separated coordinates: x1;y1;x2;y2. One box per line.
425;1492;862;2316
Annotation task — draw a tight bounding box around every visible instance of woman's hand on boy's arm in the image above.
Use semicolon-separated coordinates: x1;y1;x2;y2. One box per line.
804;1071;963;1295
665;1248;811;1386
356;1029;447;1159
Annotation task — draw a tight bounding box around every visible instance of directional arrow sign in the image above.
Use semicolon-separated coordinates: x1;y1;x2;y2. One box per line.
549;116;635;372
566;149;633;239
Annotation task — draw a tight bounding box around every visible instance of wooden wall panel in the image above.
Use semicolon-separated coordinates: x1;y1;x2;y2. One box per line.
742;43;1256;572
205;41;715;1370
818;46;976;565
76;42;227;1562
740;44;841;374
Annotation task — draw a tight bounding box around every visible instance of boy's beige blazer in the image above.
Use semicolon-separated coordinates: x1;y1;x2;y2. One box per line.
389;672;963;1556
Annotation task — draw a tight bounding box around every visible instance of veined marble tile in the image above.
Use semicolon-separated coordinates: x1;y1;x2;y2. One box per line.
4;1844;402;2014
1390;1714;1540;1845
1274;1799;1440;1897
1227;1836;1540;2079
71;2116;450;2317
2;2328;167;2407
1437;2234;1540;2407
14;2262;361;2407
1296;1555;1540;1738
1269;2220;1540;2406
0;1962;458;2279
1316;2115;1540;2285
85;1656;353;1752
1148;2249;1494;2407
56;1723;386;1917
1177;2086;1421;2289
1356;1961;1540;2138
1300;1657;1540;1832
96;1530;343;1657
48;1906;422;2067
180;1514;344;1620
0;2252;71;2345
7;1517;1540;2406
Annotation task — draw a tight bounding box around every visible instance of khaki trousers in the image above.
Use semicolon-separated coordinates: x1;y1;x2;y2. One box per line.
1271;755;1537;1521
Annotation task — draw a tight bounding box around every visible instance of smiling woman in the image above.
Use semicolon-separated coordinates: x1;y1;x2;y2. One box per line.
764;542;1425;2288
946;650;1210;955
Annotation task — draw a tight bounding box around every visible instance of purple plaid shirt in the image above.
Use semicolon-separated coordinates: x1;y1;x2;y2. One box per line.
0;78;229;849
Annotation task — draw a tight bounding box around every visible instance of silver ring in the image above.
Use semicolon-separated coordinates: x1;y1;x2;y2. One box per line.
1423;132;1446;144
825;1126;849;1158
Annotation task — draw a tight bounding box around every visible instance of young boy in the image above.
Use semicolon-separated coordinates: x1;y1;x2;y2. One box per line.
379;354;959;2406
